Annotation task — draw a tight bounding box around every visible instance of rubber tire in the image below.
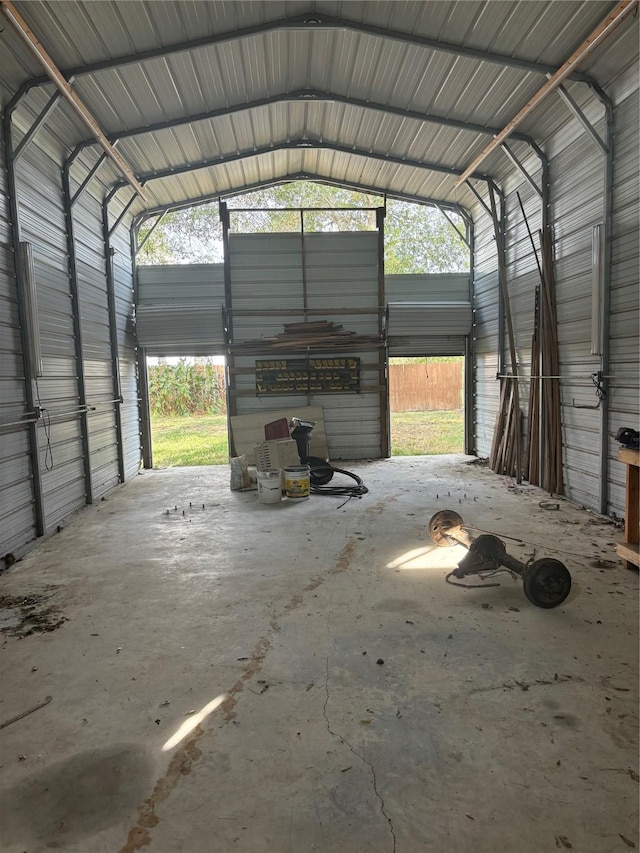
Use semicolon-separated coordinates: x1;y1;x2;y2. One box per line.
523;558;571;609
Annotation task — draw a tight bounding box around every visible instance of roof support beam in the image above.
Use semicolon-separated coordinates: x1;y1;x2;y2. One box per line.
0;0;145;196
133;172;471;229
454;0;638;187
24;12;592;89
112;139;492;193
89;89;532;147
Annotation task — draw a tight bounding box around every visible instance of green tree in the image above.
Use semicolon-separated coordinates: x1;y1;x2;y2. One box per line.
137;181;469;273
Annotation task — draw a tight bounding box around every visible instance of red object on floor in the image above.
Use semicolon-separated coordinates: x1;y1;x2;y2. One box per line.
264;418;290;440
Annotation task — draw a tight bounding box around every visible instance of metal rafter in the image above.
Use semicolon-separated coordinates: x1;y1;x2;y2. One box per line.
76;89;533;148
112;138;492;194
454;0;638;187
134;172;471;229
0;0;144;196
22;11;593;88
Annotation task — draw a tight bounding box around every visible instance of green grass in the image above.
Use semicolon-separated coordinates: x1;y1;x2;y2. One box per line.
150;410;464;467
390;410;464;456
151;414;229;467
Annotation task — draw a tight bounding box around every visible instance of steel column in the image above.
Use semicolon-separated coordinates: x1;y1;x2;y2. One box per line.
102;194;126;483
376;206;389;458
62;153;94;503
220;202;236;459
589;83;615;516
130;228;152;470
465;222;476;456
2;94;46;536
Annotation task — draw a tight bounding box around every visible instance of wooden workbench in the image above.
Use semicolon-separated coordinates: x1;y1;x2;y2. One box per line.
616;447;640;570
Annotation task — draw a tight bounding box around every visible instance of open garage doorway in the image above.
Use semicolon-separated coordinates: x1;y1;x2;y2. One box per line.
388;357;464;455
147;356;229;467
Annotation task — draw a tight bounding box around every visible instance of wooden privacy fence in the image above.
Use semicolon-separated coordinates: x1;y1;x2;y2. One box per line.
149;359;463;414
388;361;463;412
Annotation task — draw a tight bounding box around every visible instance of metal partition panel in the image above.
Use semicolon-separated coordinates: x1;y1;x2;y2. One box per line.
0;134;37;557
16;144;86;529
229;231;383;459
136;264;226;355
385;273;471;356
385;273;470;303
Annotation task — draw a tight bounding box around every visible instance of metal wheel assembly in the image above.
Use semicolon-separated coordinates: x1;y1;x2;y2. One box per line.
523;558;572;608
428;510;465;547
428;510;571;609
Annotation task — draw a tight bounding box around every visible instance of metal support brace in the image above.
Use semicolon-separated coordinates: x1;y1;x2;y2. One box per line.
556;84;609;154
434;203;470;248
500;142;543;199
13;89;64;162
109;191;138;237
70;152;107;207
102;193;126;483
464;181;493;219
136;210;168;253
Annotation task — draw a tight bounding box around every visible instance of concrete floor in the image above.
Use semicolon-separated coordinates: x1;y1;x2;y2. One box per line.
0;456;638;853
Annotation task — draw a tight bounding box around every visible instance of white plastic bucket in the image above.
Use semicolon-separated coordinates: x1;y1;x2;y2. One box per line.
284;465;310;500
256;469;282;504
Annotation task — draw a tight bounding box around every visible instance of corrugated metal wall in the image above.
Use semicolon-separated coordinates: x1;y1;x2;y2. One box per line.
0;111;140;559
0;133;37;556
16;142;88;530
471;64;638;516
605;59;639;516
136;264;226;355
228;231;384;460
70;184;119;499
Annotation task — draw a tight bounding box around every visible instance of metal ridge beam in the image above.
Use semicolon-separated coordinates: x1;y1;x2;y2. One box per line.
86;89;533;147
22;12;591;89
112;139;492;193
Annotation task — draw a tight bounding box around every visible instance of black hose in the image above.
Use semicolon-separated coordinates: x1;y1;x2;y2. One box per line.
309;463;369;500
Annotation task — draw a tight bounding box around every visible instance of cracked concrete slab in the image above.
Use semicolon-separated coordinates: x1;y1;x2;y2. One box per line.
0;457;637;853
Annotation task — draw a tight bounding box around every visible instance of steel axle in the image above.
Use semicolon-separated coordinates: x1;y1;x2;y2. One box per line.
428;510;572;609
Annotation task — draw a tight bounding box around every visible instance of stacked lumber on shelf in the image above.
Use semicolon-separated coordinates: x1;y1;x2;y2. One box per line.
228;320;382;353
